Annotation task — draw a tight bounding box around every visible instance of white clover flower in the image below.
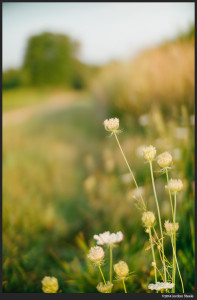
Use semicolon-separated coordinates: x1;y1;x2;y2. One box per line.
87;246;105;263
94;231;123;246
142;145;156;162
167;179;183;193
157;152;172;168
164;220;179;235
41;276;59;293
114;261;129;279
96;281;113;293
103;118;119;132
142;211;155;228
148;282;175;291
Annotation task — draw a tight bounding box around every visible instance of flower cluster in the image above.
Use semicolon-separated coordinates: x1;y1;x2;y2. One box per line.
142;145;156;162
164;220;179;235
167;179;183;193
157;152;172;168
94;231;123;246
87;246;105;264
148;282;175;291
103;118;119;132
96;282;113;293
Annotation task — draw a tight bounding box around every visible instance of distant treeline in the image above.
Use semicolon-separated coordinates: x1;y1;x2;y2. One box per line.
3;25;194;91
3;32;99;90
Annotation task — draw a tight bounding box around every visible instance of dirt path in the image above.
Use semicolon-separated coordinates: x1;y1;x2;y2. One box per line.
3;91;84;128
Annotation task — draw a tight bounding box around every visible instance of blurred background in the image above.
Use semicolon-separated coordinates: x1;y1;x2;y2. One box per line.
2;2;195;293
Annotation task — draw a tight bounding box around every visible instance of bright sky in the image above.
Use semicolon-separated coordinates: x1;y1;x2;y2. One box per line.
3;2;195;70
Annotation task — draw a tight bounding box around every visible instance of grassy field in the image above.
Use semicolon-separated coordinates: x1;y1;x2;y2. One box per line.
3;36;195;293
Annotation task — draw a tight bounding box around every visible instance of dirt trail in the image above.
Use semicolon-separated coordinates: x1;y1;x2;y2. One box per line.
3;91;82;128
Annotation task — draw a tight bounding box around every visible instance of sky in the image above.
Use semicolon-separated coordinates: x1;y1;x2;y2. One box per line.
3;2;195;70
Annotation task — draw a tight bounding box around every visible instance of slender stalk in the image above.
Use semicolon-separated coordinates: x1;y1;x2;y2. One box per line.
114;132;146;211
155;265;164;282
149;161;167;282
165;169;174;222
148;227;157;283
157;245;172;281
98;264;107;286
165;169;176;293
153;226;171;266
170;236;184;293
122;279;127;293
109;245;113;284
172;192;177;293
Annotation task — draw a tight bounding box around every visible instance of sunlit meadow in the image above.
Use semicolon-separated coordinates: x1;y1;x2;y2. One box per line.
3;26;194;293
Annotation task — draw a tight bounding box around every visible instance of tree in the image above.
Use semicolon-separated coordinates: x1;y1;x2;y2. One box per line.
23;32;80;87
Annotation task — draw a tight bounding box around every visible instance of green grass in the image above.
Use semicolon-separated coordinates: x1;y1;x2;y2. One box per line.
3;87;54;112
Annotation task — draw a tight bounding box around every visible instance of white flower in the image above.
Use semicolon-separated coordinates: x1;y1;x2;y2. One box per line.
167;179;183;193
142;145;156;162
157;152;172;168
148;282;175;291
103;118;119;132
41;276;59;293
96;281;113;293
87;246;105;263
94;231;123;246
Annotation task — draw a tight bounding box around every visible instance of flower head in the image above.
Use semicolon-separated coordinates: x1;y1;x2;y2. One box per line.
164;220;179;235
87;246;105;264
41;276;59;293
167;179;183;193
96;281;113;293
148;282;175;291
94;231;123;246
103;118;119;132
157;152;172;168
114;261;129;279
142;145;156;162
142;211;155;228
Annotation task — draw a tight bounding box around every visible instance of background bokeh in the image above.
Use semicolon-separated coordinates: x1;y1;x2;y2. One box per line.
2;3;195;293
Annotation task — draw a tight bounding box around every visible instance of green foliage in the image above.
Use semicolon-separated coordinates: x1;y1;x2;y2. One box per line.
3;69;24;90
22;32;87;88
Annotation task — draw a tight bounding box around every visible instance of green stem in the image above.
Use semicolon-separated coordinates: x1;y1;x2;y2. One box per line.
172;192;177;293
98;264;107;286
122;279;127;293
149;161;167;283
110;245;113;285
114;132;146;211
148;227;157;283
170;236;184;293
165;169;174;222
165;168;175;293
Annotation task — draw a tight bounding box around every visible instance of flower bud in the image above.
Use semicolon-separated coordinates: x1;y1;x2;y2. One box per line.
96;282;113;293
114;261;129;279
103;118;119;132
41;276;59;293
142;211;155;227
87;246;105;264
142;145;156;162
168;179;183;192
164;220;179;235
157;152;172;168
